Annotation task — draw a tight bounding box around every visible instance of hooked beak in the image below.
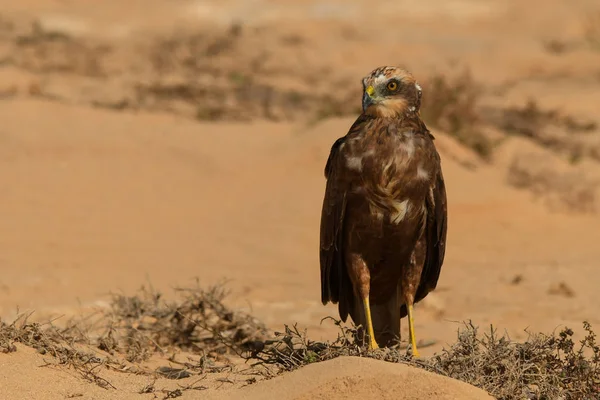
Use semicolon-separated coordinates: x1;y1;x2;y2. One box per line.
362;85;375;112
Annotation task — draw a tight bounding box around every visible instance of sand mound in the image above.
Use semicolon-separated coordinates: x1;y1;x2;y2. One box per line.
205;357;493;400
1;347;492;399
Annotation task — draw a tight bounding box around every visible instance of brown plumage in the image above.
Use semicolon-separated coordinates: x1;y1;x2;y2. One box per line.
319;66;448;355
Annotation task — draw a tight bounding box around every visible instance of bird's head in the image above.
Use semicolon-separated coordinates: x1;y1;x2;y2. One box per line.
361;66;422;118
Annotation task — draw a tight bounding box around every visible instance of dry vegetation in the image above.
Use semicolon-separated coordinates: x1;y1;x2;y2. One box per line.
434;322;600;399
2;14;599;181
0;17;362;121
419;70;495;160
97;283;267;363
0;282;268;394
542;8;600;53
418;74;600;214
484;100;598;164
2;16;597;139
248;319;600;400
508;153;599;214
1;283;599;399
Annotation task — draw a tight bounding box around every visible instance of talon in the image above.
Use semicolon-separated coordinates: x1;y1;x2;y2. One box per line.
369;338;379;350
411;347;420;358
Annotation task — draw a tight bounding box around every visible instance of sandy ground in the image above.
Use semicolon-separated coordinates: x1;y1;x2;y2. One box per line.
1;0;600;399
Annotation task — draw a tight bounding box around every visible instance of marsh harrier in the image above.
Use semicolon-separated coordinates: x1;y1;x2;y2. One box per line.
319;66;448;356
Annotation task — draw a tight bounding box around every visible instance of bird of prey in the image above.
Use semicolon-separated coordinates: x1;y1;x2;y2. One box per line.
319;66;448;356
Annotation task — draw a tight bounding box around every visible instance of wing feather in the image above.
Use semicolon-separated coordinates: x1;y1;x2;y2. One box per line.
418;166;448;301
319;116;369;322
399;165;447;319
319;137;347;308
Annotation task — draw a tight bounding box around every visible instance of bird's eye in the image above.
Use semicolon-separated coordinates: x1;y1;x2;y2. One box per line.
387;81;398;91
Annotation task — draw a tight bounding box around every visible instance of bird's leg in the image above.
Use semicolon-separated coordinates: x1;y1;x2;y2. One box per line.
405;295;419;357
403;244;426;357
362;296;379;350
348;253;379;350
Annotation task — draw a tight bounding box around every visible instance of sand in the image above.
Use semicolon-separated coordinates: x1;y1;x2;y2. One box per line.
1;0;600;398
204;357;494;400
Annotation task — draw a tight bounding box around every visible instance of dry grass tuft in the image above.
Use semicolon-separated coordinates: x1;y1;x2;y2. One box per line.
98;282;268;363
497;100;597;136
420;70;495;160
0;282;268;388
0;313;123;389
247;319;600;400
484;99;597;164
431;321;600;399
12;20;108;77
139;26;361;122
507;153;599;214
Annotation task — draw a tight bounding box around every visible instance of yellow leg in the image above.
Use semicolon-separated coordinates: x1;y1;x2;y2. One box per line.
407;304;420;357
362;297;379;350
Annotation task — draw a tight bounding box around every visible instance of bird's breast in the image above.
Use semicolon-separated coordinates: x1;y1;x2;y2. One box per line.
345;136;433;226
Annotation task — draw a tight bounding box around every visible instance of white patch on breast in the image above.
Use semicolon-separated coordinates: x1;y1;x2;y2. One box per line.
390;199;410;224
346;156;363;172
402;138;415;158
416;164;430;181
415;82;422;92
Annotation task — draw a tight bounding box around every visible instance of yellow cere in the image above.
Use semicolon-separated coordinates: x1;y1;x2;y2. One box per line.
365;86;375;96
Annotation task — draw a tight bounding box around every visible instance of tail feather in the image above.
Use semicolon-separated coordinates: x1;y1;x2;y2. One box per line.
370;288;401;347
